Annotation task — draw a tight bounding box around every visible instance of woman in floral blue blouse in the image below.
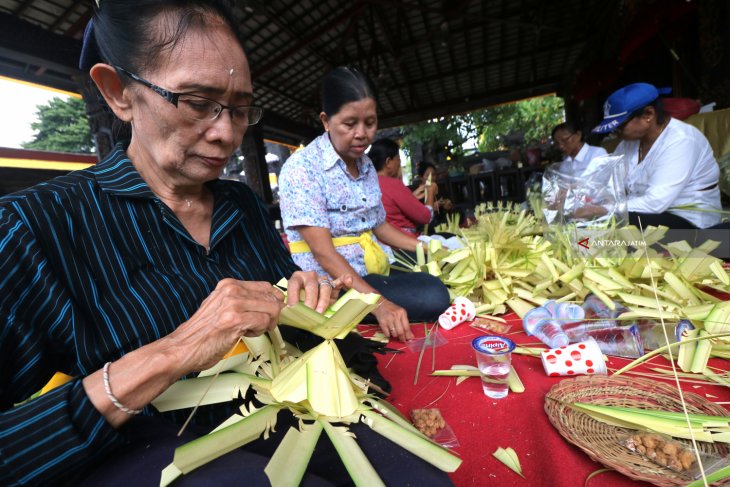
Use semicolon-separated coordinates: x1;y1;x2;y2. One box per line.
279;67;450;342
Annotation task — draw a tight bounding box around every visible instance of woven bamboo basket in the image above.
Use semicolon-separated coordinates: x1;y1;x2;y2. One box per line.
545;375;730;486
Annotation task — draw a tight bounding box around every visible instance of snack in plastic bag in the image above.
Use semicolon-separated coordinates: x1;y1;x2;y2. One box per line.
410;408;459;448
625;432;696;473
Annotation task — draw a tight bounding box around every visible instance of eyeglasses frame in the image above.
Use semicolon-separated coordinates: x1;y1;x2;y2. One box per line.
113;65;263;126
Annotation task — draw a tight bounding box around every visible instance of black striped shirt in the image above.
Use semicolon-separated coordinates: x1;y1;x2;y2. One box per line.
0;145;298;485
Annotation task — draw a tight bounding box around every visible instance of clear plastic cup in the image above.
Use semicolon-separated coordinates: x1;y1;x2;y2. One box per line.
554;302;585;324
586;324;645;358
471;335;515;399
531;319;569;349
582;294;611;318
523;306;552;335
542;300;558;317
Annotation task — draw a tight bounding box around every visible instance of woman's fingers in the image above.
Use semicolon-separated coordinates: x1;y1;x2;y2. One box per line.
174;279;286;371
287;271;355;314
286;271;320;308
375;300;413;342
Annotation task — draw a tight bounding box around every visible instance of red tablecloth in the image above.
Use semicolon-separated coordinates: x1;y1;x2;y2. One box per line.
367;315;730;486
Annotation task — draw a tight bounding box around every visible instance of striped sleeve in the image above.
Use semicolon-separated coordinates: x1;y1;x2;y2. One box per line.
0;206;124;486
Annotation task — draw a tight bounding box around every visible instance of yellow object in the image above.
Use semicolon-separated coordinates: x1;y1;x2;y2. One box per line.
39;342;248;398
685;108;730;159
39;371;74;395
222;341;249;359
289;231;390;275
0;158;94;171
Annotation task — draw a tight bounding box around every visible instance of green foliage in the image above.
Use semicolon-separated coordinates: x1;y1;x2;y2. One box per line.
400;95;565;161
22;97;94;153
475;96;565;152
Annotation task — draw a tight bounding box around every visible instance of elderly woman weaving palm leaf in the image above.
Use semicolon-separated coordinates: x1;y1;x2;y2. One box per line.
0;2;453;485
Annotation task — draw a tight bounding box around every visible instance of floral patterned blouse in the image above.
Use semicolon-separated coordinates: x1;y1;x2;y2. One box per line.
278;133;392;276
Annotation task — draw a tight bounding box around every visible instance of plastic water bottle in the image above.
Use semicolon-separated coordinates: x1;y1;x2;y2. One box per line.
531;319;570;349
586;324;645;358
563;319;616;341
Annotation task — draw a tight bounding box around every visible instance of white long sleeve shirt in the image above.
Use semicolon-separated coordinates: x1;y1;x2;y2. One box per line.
558;143;608;177
613;118;721;228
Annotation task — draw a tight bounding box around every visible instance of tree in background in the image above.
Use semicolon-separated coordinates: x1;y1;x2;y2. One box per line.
22;97;94;153
399;95;564;167
474;96;565;152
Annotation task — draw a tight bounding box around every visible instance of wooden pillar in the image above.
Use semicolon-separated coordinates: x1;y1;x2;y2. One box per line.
240;123;272;204
74;73;119;161
698;0;730;108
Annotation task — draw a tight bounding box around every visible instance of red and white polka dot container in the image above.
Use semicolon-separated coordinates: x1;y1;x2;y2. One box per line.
438;297;476;330
540;337;607;377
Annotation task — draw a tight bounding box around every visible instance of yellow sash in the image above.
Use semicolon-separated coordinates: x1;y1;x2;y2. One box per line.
289;231;390;275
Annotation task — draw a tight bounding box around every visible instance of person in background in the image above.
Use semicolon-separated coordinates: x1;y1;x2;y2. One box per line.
552;121;608;176
411;162;438;198
0;3;449;485
593;82;721;229
278;67;450;343
370;138;435;236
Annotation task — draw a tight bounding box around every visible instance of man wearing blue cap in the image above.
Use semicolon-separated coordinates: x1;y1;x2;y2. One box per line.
593;82;721;229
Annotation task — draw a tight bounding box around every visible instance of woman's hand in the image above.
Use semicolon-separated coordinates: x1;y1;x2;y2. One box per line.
572;204;608;219
372;299;414;342
167;279;285;373
286;271;354;312
428;182;439;197
412;185;426;199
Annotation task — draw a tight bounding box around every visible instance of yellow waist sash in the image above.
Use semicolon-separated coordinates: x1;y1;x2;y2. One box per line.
289;231;390;275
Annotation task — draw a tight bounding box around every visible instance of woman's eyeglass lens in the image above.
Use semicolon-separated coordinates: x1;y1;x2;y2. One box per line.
114;66;263;126
177;95;263;126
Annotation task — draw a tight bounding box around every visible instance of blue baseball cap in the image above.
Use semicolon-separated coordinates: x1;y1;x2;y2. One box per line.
592;83;672;133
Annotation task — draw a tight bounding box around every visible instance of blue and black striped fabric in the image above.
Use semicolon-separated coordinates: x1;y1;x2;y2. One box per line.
0;144;298;485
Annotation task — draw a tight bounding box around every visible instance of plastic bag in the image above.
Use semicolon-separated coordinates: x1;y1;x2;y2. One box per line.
406;327;448;353
410;408;460;448
541;154;629;254
623;432;728;479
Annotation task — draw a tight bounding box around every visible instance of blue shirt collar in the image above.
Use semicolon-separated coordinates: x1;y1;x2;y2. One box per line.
93;142;225;199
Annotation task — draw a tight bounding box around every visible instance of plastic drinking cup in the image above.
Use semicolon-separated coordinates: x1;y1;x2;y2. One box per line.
471;335;515;399
540;337;607;376
438;298;476;330
554;302;585;324
523;306;552;335
531;319;569;349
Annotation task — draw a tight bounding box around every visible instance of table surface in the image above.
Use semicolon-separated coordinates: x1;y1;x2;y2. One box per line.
369;315;730;487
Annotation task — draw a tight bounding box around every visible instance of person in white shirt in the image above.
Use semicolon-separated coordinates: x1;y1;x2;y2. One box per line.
593;83;721;229
552;122;608;176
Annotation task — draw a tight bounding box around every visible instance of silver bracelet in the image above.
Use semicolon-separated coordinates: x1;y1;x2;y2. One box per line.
102;362;142;415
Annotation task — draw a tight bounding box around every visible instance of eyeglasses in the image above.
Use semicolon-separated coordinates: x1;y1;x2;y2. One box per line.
114;66;263;126
553;133;575;145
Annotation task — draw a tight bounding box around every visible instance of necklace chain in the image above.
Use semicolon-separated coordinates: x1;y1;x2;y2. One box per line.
639;121;668;163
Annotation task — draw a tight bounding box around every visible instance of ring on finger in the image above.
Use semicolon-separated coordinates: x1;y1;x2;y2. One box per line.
318;278;335;289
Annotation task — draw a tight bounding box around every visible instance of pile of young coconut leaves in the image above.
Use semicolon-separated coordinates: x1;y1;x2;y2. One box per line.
153;284;461;487
404;202;729;317
396;202;730;370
